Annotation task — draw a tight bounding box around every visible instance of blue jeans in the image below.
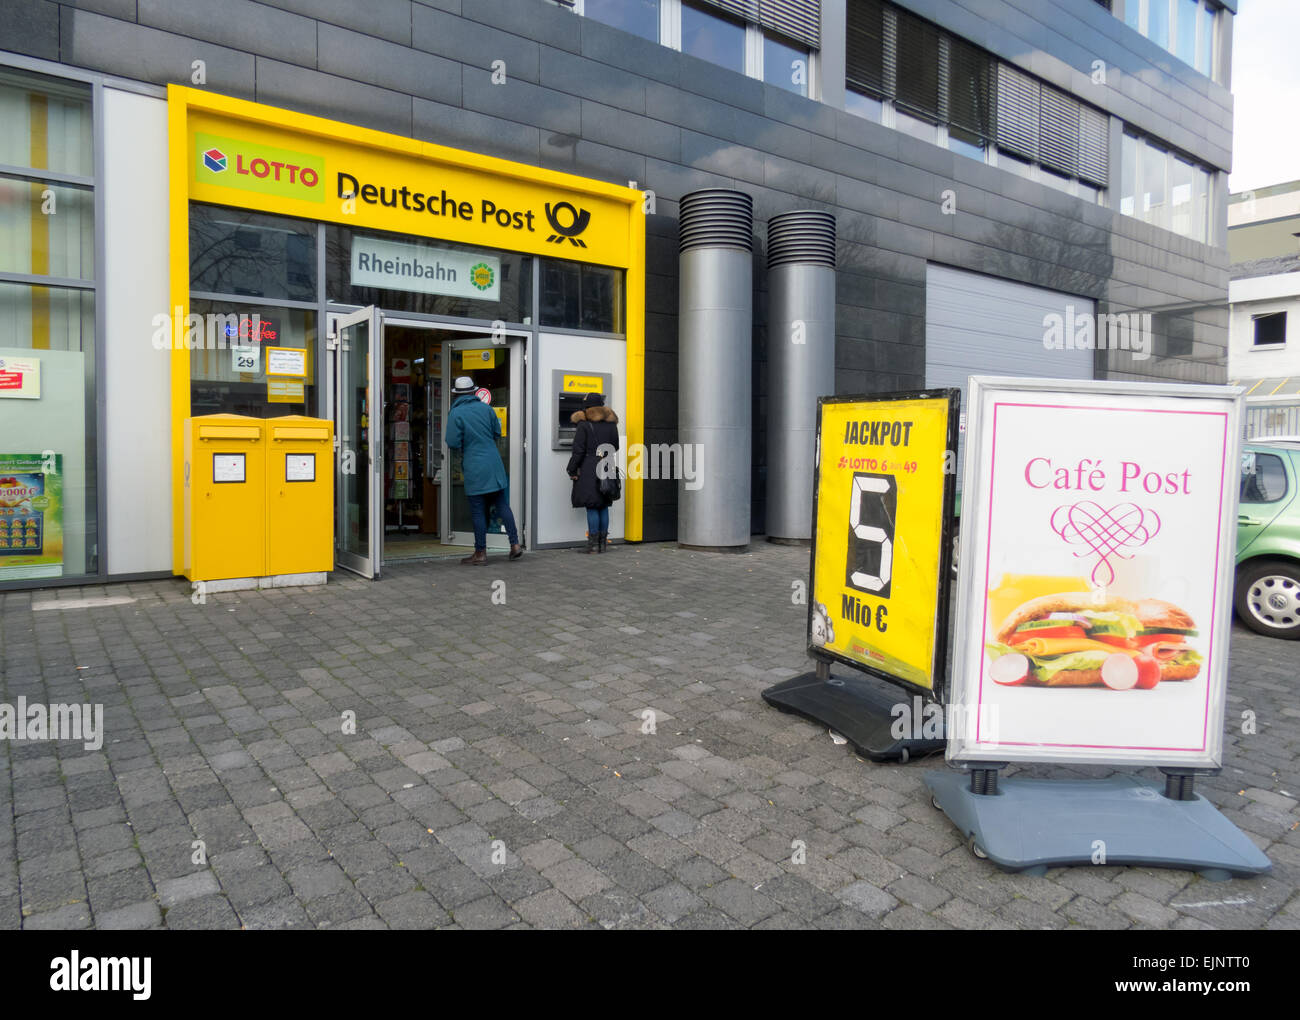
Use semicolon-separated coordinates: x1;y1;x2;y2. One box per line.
586;507;609;535
468;490;519;550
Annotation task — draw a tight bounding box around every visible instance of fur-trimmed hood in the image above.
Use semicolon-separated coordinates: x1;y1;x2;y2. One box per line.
570;405;619;424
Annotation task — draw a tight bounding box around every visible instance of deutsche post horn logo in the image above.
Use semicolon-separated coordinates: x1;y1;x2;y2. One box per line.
544;201;590;247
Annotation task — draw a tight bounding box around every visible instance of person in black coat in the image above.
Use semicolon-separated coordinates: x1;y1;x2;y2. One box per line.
566;392;620;553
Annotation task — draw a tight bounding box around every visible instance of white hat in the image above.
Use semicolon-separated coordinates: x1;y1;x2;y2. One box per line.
452;375;476;394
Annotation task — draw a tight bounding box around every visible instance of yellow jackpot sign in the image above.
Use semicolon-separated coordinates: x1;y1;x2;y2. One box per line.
808;391;960;694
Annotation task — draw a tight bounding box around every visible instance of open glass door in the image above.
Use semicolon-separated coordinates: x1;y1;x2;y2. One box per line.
441;336;524;551
330;306;384;577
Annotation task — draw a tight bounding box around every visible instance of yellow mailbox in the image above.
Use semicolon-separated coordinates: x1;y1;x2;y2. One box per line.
265;416;334;575
184;414;266;581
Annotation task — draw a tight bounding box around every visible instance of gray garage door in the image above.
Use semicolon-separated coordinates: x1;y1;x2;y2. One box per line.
925;264;1094;490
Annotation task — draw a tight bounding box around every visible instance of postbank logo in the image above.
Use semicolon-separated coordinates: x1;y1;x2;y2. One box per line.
195;132;325;203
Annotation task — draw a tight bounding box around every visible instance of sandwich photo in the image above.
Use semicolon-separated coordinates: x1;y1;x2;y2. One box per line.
1132;598;1202;681
985;592;1202;690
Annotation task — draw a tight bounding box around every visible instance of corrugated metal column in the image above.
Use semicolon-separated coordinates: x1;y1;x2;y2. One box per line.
678;189;754;550
766;210;836;542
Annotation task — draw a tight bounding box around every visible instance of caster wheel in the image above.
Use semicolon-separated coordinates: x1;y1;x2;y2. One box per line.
931;795;942;810
968;835;988;860
898;748;910;764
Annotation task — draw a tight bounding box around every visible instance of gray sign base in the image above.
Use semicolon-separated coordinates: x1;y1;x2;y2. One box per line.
924;770;1272;880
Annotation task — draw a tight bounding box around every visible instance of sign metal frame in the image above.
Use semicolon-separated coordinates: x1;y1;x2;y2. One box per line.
947;376;1243;770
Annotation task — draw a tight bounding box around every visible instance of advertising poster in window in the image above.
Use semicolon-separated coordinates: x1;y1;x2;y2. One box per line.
949;378;1241;768
0;453;64;581
808;392;959;695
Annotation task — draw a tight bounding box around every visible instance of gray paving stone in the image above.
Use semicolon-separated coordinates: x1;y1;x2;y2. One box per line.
156;870;221;908
97;900;162;930
836;880;898;917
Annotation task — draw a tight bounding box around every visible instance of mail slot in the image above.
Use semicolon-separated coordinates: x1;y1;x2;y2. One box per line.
184;414;266;581
266;415;334;575
551;369;613;450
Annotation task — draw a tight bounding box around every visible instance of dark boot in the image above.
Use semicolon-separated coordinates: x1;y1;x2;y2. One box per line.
579;533;597;554
597;531;608;553
509;543;524;560
460;549;487;566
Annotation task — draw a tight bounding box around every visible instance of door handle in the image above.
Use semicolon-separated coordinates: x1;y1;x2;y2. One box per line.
1238;515;1262;525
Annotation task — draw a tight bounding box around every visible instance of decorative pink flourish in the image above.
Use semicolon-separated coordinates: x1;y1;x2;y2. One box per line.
1049;502;1161;586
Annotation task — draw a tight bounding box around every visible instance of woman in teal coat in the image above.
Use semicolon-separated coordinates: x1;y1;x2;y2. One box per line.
445;375;522;564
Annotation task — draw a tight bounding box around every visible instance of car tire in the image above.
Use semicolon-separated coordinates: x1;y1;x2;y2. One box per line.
1235;559;1300;640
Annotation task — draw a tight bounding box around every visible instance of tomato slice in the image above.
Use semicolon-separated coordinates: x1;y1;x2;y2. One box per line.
1092;635;1135;648
1009;625;1085;643
1135;633;1184;647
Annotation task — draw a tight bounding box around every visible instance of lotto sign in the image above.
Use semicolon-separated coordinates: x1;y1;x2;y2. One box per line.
808;392;960;695
948;378;1241;768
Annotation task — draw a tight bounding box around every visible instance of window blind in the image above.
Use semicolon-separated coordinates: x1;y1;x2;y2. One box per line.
759;0;821;48
892;6;941;121
1038;85;1079;177
946;34;994;142
995;64;1039;160
845;0;887;97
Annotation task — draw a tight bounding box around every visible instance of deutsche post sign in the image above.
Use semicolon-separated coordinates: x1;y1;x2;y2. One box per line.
185;100;637;269
808;391;960;695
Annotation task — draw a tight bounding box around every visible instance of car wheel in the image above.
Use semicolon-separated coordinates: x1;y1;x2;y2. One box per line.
1235;559;1300;639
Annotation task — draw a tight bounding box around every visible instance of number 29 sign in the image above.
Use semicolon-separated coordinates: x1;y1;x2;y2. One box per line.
808;391;960;695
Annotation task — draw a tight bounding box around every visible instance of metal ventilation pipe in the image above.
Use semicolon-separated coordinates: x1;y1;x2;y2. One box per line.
678;189;754;550
765;210;836;543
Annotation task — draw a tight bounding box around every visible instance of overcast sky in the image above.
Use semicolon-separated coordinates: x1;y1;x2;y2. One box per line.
1229;0;1300;193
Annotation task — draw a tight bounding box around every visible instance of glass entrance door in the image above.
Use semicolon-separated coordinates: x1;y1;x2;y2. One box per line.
441;336;524;551
330;306;384;577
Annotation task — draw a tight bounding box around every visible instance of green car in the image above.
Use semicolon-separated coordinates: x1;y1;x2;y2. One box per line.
1236;440;1300;639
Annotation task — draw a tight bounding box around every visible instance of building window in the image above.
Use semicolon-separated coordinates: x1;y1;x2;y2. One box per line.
681;1;747;74
583;0;661;42
191;204;317;302
566;0;818;97
0;67;98;583
1252;311;1287;347
188;299;319;420
1120;0;1218;80
847;1;1103;190
1118;132;1213;242
539;259;623;334
764;32;809;96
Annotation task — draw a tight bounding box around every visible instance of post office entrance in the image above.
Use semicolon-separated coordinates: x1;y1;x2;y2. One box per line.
326;308;526;578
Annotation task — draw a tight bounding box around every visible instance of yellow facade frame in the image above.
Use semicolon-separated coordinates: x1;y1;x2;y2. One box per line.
167;85;646;573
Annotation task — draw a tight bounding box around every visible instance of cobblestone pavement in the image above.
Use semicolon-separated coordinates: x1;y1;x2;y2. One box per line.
1;541;1297;930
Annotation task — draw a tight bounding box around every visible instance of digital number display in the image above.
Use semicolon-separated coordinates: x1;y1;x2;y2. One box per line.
846;471;895;598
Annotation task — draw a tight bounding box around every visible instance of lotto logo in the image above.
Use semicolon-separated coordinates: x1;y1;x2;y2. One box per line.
203;148;227;173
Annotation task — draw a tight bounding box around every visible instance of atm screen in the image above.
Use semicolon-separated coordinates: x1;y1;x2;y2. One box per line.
558;393;586;429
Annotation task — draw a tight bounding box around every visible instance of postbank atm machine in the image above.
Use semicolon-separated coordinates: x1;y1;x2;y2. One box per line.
533;335;625;547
